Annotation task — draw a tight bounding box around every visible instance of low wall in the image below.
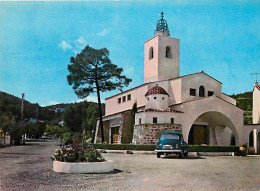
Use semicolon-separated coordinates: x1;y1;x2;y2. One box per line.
133;124;182;144
53;160;114;174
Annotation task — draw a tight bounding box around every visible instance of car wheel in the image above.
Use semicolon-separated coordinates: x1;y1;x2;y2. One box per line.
178;152;183;158
157;152;161;158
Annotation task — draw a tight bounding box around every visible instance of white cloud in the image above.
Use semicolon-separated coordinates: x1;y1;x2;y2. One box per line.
59;40;72;51
98;29;108;36
76;95;104;103
75;36;87;49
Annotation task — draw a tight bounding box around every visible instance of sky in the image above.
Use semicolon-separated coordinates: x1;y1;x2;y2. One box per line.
0;0;259;106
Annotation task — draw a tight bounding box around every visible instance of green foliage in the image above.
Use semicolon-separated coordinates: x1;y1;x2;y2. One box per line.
82;103;97;138
63;106;82;132
0;91;62;123
230;91;253;124
93;144;156;151
51;144;105;162
23;122;46;139
67;45;132;143
63;101;101;135
92;144;239;152
0;113;22;145
45;124;66;135
67;46;132;98
130;103;137;140
187;145;239;152
62;132;73;145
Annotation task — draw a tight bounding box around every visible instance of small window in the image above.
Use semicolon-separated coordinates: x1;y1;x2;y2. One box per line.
154;96;157;100
208;91;214;96
153;117;157;124
139;118;142;125
171;118;174;124
190;88;196;96
199;86;205;97
127;94;131;101
118;98;121;104
149;47;154;59
166;46;171;58
162;97;165;100
147;97;149;100
123;96;126;102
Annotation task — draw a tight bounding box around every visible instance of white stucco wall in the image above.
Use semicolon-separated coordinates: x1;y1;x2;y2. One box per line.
144;35;159;83
220;93;236;105
135;111;180;125
145;94;169;110
157;35;179;81
144;34;179;83
253;86;260;124
105;84;148;116
180;72;222;103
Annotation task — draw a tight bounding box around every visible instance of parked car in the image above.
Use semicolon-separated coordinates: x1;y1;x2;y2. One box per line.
155;131;188;158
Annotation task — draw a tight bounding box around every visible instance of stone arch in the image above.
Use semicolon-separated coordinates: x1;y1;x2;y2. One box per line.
186;111;239;146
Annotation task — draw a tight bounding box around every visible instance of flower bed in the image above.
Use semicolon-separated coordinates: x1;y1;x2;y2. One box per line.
51;144;114;173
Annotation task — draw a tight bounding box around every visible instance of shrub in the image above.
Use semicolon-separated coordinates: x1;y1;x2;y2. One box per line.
51;144;105;162
237;142;248;156
92;144;239;152
62;132;73;145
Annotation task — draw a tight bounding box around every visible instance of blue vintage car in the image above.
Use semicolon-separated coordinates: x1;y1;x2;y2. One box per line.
155;131;188;158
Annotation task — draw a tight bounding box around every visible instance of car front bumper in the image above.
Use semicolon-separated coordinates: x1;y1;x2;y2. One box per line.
155;149;182;153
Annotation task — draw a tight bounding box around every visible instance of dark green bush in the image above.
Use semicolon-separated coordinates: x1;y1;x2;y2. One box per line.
92;144;239;152
187;145;239;152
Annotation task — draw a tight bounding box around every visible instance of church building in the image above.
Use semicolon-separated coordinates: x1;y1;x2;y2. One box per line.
95;13;260;153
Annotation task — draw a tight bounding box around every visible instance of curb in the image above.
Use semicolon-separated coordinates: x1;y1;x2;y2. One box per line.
98;149;236;156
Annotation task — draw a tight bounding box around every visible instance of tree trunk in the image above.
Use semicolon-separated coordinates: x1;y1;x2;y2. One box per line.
95;68;105;143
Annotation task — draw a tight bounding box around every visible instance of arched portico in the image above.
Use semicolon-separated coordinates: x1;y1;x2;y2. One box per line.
172;96;244;146
187;111;238;146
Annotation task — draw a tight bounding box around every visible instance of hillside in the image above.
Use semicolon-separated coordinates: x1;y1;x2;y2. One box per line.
0;91;61;123
230;91;252;124
0;91;105;125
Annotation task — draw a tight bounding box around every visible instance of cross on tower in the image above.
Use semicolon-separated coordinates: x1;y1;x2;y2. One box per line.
161;12;164;19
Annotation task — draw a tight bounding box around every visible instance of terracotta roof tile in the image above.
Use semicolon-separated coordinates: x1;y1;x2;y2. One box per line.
256;85;260;91
145;84;169;96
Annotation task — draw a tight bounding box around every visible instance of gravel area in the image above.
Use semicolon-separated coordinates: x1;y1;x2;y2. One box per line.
0;140;259;191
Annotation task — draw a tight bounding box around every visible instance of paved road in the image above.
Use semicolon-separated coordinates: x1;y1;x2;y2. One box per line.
0;140;259;191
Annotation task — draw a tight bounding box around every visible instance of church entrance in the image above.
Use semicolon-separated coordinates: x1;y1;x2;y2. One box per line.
188;125;208;145
187;111;238;146
111;126;119;144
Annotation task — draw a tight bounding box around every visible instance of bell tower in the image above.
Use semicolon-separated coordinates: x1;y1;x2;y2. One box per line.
144;12;179;83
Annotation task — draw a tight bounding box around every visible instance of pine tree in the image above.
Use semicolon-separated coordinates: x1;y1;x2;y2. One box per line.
67;46;132;143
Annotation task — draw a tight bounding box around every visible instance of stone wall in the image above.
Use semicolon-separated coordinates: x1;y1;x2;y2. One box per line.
133;124;182;144
96;120;110;143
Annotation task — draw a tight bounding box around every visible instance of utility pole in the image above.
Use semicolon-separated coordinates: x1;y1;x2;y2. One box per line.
21;93;25;122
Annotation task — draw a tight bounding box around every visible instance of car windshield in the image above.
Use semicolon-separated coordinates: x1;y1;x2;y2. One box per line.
160;134;179;140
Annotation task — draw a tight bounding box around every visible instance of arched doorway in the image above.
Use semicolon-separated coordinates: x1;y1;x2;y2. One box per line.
188;111;238;146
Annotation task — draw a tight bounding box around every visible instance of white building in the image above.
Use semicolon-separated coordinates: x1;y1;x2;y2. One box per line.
95;13;260;152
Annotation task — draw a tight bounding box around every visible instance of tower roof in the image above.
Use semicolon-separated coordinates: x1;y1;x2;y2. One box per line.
155;12;170;36
145;84;169;96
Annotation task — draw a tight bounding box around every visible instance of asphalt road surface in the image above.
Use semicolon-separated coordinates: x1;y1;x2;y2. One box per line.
0;140;259;191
